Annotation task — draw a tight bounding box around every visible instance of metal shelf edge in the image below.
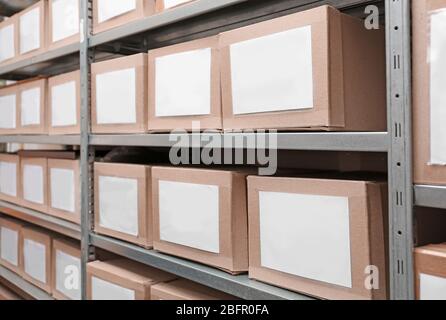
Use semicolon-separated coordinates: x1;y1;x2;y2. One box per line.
414;185;446;210
0;135;81;145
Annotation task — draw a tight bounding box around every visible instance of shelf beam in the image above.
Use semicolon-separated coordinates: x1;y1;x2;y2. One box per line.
0;135;80;145
414;185;446;210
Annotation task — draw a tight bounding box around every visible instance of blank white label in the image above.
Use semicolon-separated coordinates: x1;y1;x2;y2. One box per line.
420;273;446;300
91;276;135;300
230;26;314;115
23;164;44;204
56;250;81;300
0;94;16;129
164;0;191;9
0;24;15;62
52;0;80;42
0;227;19;266
430;10;446;165
155;48;212;117
51;81;77;127
159;180;220;253
97;0;136;23
0;161;17;197
20;7;40;54
259;191;352;288
51;168;75;213
96;68;136;124
24;238;46;283
21;87;41;126
98;176;139;236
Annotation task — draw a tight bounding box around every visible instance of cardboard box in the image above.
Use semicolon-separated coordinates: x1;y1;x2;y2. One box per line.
0;217;23;275
51;238;81;300
414;243;446;300
48;0;80;50
219;5;386;131
48;70;81;135
0;84;19;134
0;283;22;300
18;78;47;134
151;278;236;300
0;154;20;204
92;54;148;133
247;176;388;300
0;16;18;66
155;0;195;12
148;36;222;132
20;157;48;213
48;159;80;224
92;0;156;34
87;259;176;300
17;0;47;61
152;167;249;273
94;162;152;248
413;0;446;185
21;226;52;294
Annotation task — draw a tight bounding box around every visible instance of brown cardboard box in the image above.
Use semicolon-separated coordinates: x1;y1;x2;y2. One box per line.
155;0;196;12
20;157;48;213
48;159;80;224
92;54;148;133
48;70;81;135
0;217;23;275
0;154;20;204
87;259;176;300
413;0;446;185
152;166;249;273
51;238;81;300
21;226;52;294
414;243;446;300
92;0;156;34
48;0;80;50
219;5;386;131
247;176;388;300
0;283;22;300
0;83;19;135
151;278;236;300
0;16;19;66
148;36;222;132
94;162;152;248
17;0;47;61
18;78;47;134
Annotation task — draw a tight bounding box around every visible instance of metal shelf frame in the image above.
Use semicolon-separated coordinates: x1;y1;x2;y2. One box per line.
0;135;80;145
414;185;446;210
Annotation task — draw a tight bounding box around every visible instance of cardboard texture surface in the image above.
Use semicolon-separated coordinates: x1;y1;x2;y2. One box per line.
17;0;47;61
48;0;80;50
415;243;446;300
0;283;22;300
0;154;20;205
87;259;176;300
247;176;388;300
92;54;148;133
219;5;386;131
19;157;48;213
413;0;446;184
94;162;152;248
0;16;19;66
152;166;249;273
18;78;47;134
0;217;23;275
0;84;19;134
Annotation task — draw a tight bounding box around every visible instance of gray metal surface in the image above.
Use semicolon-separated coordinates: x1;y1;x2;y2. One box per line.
0;266;54;300
414;185;446;210
90;234;313;300
0;135;80;145
386;0;414;300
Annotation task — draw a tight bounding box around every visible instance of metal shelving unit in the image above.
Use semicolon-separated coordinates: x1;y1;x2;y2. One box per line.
0;135;80;145
0;266;53;300
414;185;446;210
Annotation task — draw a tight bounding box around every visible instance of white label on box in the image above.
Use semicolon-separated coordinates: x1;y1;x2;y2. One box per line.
429;10;446;165
51;81;77;127
258;191;352;288
52;0;80;42
98;176;139;236
164;0;191;9
97;0;136;23
0;161;17;197
230;26;314;115
155;48;212;117
24;238;46;283
21;87;41;126
23;164;44;204
158;180;220;253
51;168;75;213
56;249;81;300
96;68;136;124
0;24;15;63
420;273;446;300
91;276;135;300
0;94;16;129
0;227;19;266
20;7;40;54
